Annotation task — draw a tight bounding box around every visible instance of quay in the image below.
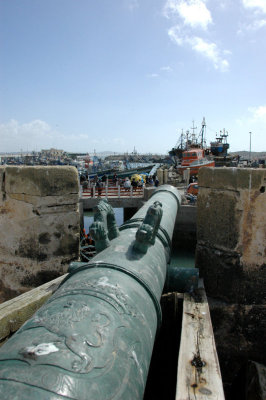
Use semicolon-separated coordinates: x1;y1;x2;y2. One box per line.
0;165;265;399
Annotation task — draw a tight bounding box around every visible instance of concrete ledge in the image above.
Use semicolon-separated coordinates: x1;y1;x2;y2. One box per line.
199;167;266;191
82;197;145;210
5;166;79;196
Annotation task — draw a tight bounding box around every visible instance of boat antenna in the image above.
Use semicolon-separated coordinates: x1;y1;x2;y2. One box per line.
201;117;206;148
186;130;189;149
191;120;197;144
191;120;197;135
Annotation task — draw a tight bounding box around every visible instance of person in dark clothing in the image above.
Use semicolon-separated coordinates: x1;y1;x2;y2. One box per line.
113;173;118;185
96;179;103;197
131;178;138;191
82;180;89;190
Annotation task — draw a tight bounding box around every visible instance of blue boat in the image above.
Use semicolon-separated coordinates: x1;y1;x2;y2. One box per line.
210;129;230;156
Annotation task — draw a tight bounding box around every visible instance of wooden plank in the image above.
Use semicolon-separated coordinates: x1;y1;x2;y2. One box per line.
176;280;225;400
0;274;67;345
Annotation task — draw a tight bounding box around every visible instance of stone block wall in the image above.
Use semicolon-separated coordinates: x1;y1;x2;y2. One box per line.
0;166;80;302
196;167;266;304
196;167;266;397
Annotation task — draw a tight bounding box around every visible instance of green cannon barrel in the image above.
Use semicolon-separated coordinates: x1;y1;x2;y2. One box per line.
0;185;181;400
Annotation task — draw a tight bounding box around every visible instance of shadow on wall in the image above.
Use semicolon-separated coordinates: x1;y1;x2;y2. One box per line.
0;166;80;302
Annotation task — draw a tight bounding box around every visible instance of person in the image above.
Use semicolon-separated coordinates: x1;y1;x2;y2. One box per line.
131;178;138;191
113;173;118;185
149;176;154;186
82;179;89;190
96;179;103;197
124;178;131;191
155;177;159;187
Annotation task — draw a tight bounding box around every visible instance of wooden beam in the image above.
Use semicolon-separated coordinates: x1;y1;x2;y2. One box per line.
0;274;67;345
176;280;225;399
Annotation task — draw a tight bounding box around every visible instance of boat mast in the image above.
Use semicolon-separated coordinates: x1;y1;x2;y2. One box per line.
201;117;206;148
191;120;197;145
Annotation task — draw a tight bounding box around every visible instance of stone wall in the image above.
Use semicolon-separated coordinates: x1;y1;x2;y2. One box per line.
196;167;266;397
196;167;265;303
0;166;80;302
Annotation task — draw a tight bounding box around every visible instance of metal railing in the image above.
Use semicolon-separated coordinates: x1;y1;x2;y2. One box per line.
81;180;145;199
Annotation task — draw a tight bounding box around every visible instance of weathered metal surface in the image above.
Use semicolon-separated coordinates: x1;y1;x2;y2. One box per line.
90;199;120;253
133;200;163;254
0;185;181;400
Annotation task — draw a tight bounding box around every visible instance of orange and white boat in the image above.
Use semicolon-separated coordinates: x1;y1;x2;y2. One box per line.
178;148;215;176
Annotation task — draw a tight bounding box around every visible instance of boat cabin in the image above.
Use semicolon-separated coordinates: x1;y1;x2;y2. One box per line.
181;148;205;166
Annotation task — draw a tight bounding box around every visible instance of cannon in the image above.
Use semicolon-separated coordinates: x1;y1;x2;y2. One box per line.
0;185;186;399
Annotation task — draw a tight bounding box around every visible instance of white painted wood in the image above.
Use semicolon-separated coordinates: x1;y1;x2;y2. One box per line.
0;275;66;345
176;280;225;399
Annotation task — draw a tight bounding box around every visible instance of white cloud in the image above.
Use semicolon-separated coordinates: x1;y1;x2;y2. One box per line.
237;0;266;35
253;18;266;28
0;119;131;153
168;25;184;45
168;28;230;71
147;73;159;78
240;0;266;32
0;119;78;152
164;0;229;71
126;0;139;12
243;18;266;30
248;105;266;120
160;66;173;72
242;0;266;13
237;19;266;35
164;0;212;30
188;37;229;71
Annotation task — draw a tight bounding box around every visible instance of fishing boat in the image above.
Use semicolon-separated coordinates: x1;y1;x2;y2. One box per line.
178;147;215;175
210;129;232;167
210;129;229;156
171;117;215;175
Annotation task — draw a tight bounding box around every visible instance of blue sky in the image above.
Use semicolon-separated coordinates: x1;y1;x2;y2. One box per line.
0;0;265;154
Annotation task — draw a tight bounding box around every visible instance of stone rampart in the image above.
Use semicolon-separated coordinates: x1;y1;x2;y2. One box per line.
196;167;266;304
196;167;266;395
0;166;80;302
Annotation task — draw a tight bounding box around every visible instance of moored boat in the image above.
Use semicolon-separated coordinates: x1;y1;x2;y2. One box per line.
210;129;229;156
178;148;215;175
